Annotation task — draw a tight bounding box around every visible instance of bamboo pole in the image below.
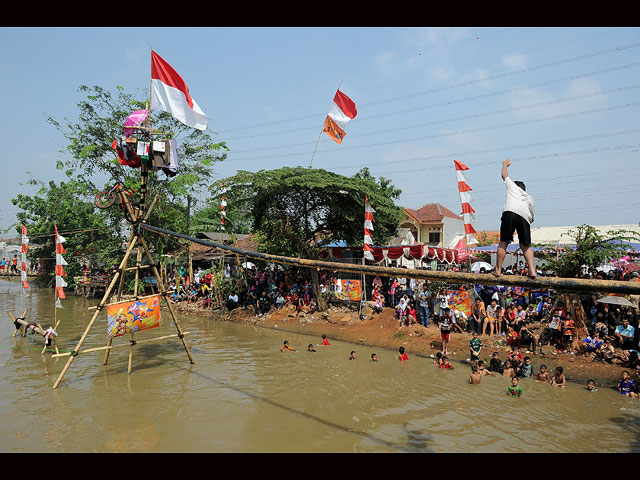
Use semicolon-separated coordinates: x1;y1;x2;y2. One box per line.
140;223;640;296
52;234;139;389
138;235;194;364
128;332;135;374
8;309;31;336
51;333;191;358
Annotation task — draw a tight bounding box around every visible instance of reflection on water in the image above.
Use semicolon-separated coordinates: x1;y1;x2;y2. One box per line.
1;279;640;452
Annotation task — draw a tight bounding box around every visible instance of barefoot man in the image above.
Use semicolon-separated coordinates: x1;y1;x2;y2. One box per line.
495;159;536;278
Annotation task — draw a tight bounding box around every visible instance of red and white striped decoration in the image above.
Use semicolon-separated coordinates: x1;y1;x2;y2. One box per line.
363;196;376;261
454;160;478;245
54;223;67;301
220;183;227;231
20;225;29;289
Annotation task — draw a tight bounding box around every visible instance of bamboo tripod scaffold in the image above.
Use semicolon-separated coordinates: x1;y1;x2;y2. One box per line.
51;161;194;390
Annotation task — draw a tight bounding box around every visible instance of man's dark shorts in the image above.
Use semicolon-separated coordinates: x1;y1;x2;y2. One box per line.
500;211;531;245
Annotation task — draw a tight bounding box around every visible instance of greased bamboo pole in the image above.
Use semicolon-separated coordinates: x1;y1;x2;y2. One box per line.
140;224;640;296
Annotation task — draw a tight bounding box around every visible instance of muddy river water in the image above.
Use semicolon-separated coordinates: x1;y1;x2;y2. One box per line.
1;279;639;452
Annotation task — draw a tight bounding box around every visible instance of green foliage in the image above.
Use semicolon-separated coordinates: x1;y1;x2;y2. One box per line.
213;166;402;258
12;84;228;283
544;225;640;277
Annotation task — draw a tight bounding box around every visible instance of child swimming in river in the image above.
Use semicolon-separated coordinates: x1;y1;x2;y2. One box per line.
507;377;522;397
536;364;550;382
551;366;566;387
617;371;637;397
469;365;482;384
281;340;296;352
398;346;408;362
321;334;330;346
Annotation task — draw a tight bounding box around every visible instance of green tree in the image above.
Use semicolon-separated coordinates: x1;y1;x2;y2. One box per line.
12;84;228;285
216;166;403;309
544;224;640;278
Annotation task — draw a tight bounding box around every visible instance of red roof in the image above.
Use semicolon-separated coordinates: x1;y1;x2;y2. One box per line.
403;204;461;224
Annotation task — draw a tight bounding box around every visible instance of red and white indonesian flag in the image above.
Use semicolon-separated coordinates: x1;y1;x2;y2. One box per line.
21;225;29;289
364;196;376;261
323;89;357;144
454;160;478;245
151;50;208;131
54;223;67;301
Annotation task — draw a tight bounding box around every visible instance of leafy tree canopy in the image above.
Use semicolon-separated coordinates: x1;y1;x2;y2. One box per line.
212;166;402;258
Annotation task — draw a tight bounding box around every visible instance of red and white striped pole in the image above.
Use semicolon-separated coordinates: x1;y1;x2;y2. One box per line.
220;183;227;231
363;196;375;261
20;225;29;289
54;223;67;304
454;160;478;247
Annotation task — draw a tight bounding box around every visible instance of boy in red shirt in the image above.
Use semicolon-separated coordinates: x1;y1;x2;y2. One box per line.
321;334;330;346
397;346;409;362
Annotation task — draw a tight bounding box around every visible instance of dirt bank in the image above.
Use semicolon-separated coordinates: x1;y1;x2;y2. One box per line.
174;301;630;388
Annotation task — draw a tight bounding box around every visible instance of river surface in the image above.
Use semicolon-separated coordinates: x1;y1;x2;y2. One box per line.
1;278;640;453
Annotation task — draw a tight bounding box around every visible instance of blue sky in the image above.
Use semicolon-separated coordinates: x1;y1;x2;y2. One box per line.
1;27;639;237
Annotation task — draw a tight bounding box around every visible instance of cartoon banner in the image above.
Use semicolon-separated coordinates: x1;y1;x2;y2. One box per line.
334;279;362;302
447;289;472;316
106;295;161;338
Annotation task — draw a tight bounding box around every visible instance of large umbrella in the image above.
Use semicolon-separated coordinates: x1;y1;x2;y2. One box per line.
471;261;494;273
596;296;634;307
123;109;148;136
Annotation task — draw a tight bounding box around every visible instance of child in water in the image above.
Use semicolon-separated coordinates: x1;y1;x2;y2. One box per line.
618;371;637;397
586;379;598;392
349;351;357;360
281;340;296;352
469;365;482;384
439;355;454;369
550;366;566;387
507;377;522;397
502;360;516;378
433;352;443;366
398;346;409;362
321;334;330;346
371;353;378;362
536;364;550;382
308;344;316;352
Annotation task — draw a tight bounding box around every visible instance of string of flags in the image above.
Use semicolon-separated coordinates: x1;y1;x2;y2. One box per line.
54;223;67;307
323;89;357;144
363;196;375;261
454;160;478;246
220;183;227;231
20;225;29;289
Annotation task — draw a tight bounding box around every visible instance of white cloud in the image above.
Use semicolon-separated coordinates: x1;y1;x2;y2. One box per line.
501;53;529;71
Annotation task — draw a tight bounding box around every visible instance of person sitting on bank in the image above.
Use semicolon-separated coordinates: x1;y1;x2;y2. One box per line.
614;317;635;351
226;292;239;310
494;159;536;278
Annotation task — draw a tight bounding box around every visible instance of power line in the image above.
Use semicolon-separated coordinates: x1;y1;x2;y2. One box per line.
219;40;640;134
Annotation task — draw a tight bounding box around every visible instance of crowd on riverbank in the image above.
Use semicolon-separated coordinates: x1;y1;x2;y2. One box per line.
162;261;640;389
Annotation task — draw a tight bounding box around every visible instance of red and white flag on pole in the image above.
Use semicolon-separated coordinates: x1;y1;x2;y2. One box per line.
454;160;478;245
220;183;227;231
151;50;208;131
54;223;67;302
20;225;29;289
323;89;357;144
363;196;376;261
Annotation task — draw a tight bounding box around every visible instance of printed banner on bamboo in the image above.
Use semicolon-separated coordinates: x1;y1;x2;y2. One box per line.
334;279;362;302
106;295;161;338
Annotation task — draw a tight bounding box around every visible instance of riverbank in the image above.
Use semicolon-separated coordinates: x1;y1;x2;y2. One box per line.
173;301;630;388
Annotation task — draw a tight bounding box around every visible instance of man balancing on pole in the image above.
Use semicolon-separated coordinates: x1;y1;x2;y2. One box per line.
494;159;536;278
